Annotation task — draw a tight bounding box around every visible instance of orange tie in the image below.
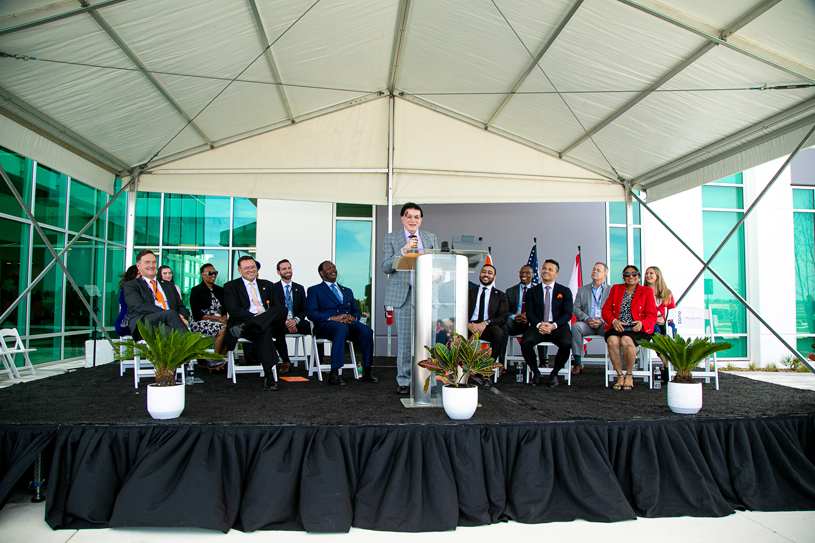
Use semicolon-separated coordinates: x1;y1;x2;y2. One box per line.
151;280;167;310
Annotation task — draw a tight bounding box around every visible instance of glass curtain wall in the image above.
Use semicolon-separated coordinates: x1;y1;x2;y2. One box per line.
793;187;815;353
0;145;127;366
606;200;641;285
334;204;374;320
701;173;748;358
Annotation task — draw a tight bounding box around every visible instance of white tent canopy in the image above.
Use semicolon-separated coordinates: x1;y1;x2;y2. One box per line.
1;0;814;201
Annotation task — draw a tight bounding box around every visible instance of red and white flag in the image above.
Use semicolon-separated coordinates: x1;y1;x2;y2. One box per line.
485;252;493;266
567;251;582;303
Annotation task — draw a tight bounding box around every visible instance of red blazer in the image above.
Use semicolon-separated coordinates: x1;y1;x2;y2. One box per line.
655;293;675;320
601;284;658;333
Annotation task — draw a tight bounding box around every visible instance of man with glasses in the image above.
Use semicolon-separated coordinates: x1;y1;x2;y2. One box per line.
124;249;190;338
501;265;548;372
224;256;289;391
520;259;573;388
571;262;610;374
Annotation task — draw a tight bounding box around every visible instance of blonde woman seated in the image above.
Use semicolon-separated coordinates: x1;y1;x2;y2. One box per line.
601;265;658;390
644;266;675;368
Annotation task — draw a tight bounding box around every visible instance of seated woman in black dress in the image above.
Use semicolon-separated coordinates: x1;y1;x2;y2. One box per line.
601;265;658;390
115;265;139;337
189;263;228;369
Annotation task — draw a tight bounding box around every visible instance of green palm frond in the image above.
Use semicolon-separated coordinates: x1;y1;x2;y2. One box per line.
638;333;730;380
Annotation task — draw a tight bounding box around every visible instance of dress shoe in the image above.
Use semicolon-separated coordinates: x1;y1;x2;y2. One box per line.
230;324;244;339
397;385;410;395
263;377;278;391
280;361;291;374
549;374;559;388
361;367;379;383
470;375;484;387
530;374;541;387
328;370;346;386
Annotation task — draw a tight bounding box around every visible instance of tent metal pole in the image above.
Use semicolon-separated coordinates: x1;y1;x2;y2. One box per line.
125;173;139;268
0;165;115;347
630;189;814;372
248;0;294;123
386;95;395;356
676;121;815;306
388;0;412;93
0;176;134;326
625;184;635;266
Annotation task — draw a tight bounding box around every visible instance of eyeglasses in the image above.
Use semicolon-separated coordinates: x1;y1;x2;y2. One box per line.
622;272;640;278
204;271;218;277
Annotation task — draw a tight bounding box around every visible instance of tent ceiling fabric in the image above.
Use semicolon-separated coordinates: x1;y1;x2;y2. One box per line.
0;0;813;202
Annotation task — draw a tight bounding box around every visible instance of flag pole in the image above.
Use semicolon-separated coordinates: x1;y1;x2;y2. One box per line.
578;245;582;283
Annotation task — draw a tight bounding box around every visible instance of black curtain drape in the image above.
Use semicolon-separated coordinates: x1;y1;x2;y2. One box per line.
2;415;814;533
0;425;57;509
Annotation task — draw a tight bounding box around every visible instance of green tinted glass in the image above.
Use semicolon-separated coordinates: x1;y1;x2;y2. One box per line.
64;333;90;360
702;186;743;209
703;211;746;335
107;180;127;244
231;250;256;280
105;246;125;329
797;337;815;355
714;173;742;185
337;204;373;218
0;147;32;218
232;198;257;247
34;163;67;228
69;179;105;238
793;189;814;210
135;192;161;245
64;237;104;331
0;218;29;330
335;220;372;315
29;336;61;365
713;336;747;358
163;194;230;247
608;202;626;225
794;212;815;334
633;228;642;271
632;201;641;225
162;249;229;307
609;226;626;284
30;229;64;335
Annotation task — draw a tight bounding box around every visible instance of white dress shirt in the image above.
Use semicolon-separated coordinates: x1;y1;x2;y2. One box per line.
470;283;494;323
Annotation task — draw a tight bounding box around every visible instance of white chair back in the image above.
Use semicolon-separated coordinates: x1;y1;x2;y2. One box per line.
672;307;710;340
0;328;36;378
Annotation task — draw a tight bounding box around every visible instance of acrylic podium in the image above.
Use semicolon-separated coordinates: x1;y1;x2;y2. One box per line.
393;249;486;408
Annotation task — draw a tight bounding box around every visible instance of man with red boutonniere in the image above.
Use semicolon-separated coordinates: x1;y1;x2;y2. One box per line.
520;259;573;388
224;256;290;391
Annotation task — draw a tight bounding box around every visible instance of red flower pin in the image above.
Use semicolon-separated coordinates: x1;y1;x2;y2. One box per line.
557;293;562;299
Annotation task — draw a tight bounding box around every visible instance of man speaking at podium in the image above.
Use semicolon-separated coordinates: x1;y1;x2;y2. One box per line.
382;203;437;395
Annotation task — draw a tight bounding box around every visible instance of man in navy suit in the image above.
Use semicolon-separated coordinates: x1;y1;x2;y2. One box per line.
123;249;190;337
521;259;573;388
273;259;313;373
306;261;377;386
224;256;289;391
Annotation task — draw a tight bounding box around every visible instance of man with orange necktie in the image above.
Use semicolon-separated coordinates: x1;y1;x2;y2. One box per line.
123;249;190;338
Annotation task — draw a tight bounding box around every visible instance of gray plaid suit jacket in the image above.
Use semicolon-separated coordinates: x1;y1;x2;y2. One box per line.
382;229;437;308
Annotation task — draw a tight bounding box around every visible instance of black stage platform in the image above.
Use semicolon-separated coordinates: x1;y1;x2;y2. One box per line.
1;358;815;532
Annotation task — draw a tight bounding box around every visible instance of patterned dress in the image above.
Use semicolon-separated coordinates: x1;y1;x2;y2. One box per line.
190;290;225;338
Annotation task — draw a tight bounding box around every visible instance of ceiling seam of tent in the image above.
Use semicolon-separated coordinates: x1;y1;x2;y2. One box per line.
0;0;132;37
484;0;584;130
84;5;214;148
0;84;129;173
388;0;411;94
560;0;778;158
635;96;815;187
247;0;294;123
616;0;815;83
143;0;323;168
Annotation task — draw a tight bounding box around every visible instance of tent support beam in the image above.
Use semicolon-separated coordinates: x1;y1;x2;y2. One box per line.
676;121;815;307
248;0;295;123
629;189;814;373
562;0;782;156
0;0;133;37
0;164;115;348
86;8;214;147
616;0;815;83
388;96;395;234
0;85;129;173
388;0;412;93
641;110;815;191
485;0;584;130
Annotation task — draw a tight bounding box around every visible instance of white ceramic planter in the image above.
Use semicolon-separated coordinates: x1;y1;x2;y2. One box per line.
667;381;702;414
147;383;185;419
442;385;478;420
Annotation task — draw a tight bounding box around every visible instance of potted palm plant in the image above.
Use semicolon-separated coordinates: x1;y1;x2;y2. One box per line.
638;334;730;414
118;322;222;419
418;332;503;420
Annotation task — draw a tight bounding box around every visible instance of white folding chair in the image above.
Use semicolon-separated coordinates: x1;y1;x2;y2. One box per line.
131;340;186;388
582;334;608;367
227;338;278;384
476;340;503;382
118;335;135;376
0;328;37;379
286;333;309;368
525;342;571;385
672;306;720;390
604;340;655;388
308;336;358;382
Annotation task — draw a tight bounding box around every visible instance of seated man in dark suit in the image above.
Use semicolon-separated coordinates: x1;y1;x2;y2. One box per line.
467;264;509;382
521;259;573;388
123;249;189;337
306;261;377;386
501;264;548;369
223;256;289;391
273;259;318;373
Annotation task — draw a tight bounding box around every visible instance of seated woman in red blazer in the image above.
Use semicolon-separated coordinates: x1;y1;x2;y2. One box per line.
601;265;658;390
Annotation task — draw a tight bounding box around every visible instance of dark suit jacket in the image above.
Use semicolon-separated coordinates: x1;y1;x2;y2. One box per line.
526;282;573;330
467;285;509;327
189;282;225;321
123;277;189;328
306;282;362;333
223;277;280;329
274;281;307;322
505;282;534;316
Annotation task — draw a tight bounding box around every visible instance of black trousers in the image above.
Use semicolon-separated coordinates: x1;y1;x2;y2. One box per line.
274;320;324;363
469;323;506;364
520;325;572;378
501;319;548;365
228;306;287;377
132;310;188;340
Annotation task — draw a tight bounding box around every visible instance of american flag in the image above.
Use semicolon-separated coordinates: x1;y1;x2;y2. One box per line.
527;244;540;286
